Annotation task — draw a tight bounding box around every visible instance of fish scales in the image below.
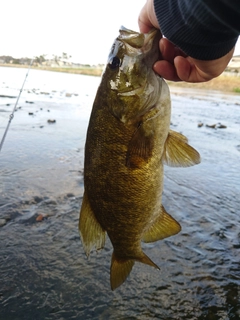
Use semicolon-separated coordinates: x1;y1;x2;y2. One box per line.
79;27;200;290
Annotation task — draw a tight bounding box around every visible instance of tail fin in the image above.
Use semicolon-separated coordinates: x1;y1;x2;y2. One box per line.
137;252;160;270
110;252;134;290
110;251;159;290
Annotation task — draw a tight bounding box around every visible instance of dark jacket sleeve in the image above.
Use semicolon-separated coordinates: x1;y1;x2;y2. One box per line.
154;0;239;60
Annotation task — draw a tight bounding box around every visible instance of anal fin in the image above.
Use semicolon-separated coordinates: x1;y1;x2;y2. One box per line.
79;192;106;257
142;205;181;243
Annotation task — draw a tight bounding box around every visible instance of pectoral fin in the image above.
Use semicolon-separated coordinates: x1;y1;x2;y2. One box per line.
79;192;106;257
169;129;188;143
142;205;181;243
126;123;154;168
163;130;201;167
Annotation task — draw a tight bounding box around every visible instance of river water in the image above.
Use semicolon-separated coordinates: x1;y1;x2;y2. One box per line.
0;67;239;319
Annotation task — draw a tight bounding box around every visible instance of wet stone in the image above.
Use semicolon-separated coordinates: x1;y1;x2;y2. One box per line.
33;196;44;204
47;119;56;124
206;123;227;129
206;124;217;129
0;219;7;227
42;199;57;205
36;214;44;222
0;95;16;98
66;193;75;198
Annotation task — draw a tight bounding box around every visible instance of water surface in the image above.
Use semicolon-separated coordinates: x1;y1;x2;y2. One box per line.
0;67;240;319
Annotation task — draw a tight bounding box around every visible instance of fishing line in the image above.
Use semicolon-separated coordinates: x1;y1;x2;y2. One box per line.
0;58;34;153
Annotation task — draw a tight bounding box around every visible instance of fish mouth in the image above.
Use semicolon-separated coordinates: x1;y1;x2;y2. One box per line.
143;29;159;49
118;26;159;50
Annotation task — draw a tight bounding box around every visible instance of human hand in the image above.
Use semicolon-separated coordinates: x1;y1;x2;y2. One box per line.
153;38;235;82
138;0;235;83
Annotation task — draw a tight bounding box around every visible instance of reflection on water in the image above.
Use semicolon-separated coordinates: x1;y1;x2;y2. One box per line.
0;67;240;319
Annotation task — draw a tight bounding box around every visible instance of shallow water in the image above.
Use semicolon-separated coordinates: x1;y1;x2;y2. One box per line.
0;67;240;319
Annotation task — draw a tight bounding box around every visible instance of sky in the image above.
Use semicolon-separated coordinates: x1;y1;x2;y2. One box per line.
1;0;240;65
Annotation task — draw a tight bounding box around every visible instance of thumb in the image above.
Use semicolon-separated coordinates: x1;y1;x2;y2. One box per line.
138;0;159;33
138;4;153;33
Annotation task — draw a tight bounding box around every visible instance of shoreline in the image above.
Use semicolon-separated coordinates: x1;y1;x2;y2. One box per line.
0;63;104;77
167;74;240;93
1;63;240;93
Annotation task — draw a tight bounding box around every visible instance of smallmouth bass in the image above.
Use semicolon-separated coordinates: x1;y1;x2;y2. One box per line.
79;27;200;290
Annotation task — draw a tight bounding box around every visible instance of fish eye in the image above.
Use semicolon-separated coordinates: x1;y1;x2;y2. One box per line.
108;56;121;69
